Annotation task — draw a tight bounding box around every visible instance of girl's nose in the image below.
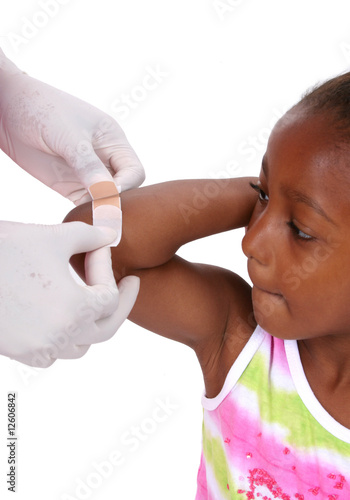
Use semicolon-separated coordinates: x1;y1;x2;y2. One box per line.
242;209;273;266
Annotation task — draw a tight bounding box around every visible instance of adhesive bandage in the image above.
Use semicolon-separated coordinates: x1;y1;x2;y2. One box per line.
89;181;122;247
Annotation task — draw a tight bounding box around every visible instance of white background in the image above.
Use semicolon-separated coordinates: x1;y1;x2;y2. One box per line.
0;1;350;499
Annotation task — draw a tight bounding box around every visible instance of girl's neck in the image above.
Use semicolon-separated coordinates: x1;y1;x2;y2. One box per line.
299;334;350;385
298;335;350;429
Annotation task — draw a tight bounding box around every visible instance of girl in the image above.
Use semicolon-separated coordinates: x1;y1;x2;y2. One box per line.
65;72;350;499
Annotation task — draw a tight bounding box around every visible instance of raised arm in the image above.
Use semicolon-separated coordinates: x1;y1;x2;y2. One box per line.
66;178;257;272
64;178;258;396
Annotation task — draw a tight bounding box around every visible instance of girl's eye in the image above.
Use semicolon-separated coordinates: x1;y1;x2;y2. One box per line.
250;182;269;203
249;182;314;242
287;221;314;241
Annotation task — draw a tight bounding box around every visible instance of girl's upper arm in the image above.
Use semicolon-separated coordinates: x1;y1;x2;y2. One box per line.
124;255;254;397
125;254;253;355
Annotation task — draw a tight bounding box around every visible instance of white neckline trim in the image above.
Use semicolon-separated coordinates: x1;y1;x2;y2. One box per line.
285;339;350;444
201;325;266;411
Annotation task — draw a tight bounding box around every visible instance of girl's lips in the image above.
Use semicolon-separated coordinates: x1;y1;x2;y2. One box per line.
252;283;283;299
247;263;284;299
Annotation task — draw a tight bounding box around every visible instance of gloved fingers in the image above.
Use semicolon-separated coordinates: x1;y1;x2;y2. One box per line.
18;353;56;369
22;336;90;366
54;344;90;361
95;275;140;337
83;247;119;320
72;190;94;206
62;221;118;257
62;140;117;190
74;275;140;345
48;155;91;205
84;246;116;288
90;119;145;191
28;333;91;364
75;247;120;330
109;143;145;192
29;338;91;364
81;282;119;324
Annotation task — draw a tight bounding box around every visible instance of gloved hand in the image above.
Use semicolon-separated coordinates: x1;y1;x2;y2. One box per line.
0;48;145;206
0;220;140;367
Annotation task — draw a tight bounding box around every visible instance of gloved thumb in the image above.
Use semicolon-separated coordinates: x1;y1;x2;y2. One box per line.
93;275;141;342
110;144;145;192
61;221;118;257
62;138;117;192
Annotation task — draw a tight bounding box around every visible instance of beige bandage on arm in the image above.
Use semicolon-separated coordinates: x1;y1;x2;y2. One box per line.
89;181;122;247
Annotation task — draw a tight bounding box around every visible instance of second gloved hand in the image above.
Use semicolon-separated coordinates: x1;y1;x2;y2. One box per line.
0;220;140;367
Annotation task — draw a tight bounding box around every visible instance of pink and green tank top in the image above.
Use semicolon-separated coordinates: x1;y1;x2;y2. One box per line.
196;325;350;499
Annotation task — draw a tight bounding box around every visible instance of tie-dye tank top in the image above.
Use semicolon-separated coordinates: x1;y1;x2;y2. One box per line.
196;325;350;499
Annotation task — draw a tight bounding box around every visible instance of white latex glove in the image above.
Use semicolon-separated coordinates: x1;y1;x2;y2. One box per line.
0;220;140;367
0;48;145;206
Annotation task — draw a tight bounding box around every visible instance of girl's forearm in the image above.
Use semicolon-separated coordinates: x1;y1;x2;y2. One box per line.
64;177;258;277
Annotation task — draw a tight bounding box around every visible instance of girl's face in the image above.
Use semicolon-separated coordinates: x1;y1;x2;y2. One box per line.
242;109;350;341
